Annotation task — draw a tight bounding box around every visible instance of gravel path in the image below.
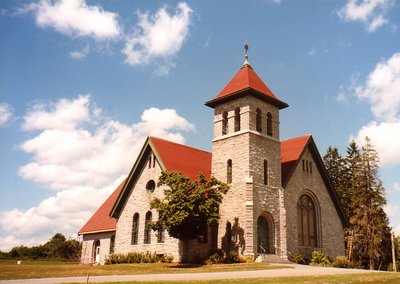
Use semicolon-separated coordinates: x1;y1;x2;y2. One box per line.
0;264;382;284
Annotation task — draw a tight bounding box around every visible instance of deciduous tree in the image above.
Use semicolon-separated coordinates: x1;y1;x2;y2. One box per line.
150;171;229;241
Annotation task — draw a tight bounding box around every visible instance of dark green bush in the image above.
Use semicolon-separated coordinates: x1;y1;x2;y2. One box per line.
310;250;331;266
332;256;357;268
105;252;173;265
289;253;308;264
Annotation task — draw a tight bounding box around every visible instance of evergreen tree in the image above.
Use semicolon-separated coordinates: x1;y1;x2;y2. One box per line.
350;137;391;270
323;146;350;218
324;138;391;270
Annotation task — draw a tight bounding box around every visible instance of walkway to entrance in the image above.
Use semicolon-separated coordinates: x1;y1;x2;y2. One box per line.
0;264;382;284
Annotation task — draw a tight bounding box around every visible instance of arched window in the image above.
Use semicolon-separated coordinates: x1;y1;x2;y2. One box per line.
227;159;232;184
131;213;139;245
157;222;165;243
256;108;262;132
234;107;241;132
297;195;317;247
226;222;232;246
146;180;156;193
263;160;268;185
222;111;228;135
267;112;272;136
109;235;115;254
144;211;152;244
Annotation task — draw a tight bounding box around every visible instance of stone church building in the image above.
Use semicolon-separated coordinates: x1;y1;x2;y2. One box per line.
79;51;348;264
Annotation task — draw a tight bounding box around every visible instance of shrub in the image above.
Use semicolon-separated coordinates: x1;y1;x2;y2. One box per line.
105;252;173;265
208;252;223;264
310;250;331;266
332;256;356;268
289;253;307;264
225;251;245;264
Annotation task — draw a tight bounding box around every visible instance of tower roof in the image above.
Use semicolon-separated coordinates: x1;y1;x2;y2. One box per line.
205;64;288;109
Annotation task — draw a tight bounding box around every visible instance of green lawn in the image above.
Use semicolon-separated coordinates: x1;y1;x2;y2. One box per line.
66;274;400;284
0;259;288;280
1;259;399;283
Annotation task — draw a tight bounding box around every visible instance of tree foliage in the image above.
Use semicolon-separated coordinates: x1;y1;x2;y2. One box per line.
324;137;392;270
150;171;229;241
5;233;81;260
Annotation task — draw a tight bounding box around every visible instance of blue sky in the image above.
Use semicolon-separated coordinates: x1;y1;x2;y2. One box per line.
0;0;399;251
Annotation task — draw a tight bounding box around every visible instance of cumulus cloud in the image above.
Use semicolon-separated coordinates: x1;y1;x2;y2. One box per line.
0;180;122;251
338;0;394;32
355;53;400;122
19;96;195;191
349;52;400;167
352;121;400;167
0;103;13;126
22;95;99;131
0;95;195;251
395;182;400;191
122;2;192;74
22;0;121;40
69;45;90;59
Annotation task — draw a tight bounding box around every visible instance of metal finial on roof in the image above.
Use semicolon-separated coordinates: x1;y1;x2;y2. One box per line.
243;41;249;66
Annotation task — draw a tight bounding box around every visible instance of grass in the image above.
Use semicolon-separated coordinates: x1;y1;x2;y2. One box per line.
65;273;400;284
0;259;289;280
2;259;400;283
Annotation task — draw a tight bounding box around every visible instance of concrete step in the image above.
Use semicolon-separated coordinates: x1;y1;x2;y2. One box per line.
257;253;292;264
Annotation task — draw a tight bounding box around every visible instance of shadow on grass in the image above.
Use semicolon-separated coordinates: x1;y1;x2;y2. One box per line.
168;263;205;269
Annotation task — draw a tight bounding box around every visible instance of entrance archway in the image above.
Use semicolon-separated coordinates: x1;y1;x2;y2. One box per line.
93;239;100;263
257;215;274;254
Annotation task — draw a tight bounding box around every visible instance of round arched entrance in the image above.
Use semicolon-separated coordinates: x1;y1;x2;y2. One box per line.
257;215;274;254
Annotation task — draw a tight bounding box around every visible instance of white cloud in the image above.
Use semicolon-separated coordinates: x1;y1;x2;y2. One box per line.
384;203;399;218
122;2;192;74
0;96;195;251
338;0;394;32
19;96;195;191
23;0;121;40
349;52;400;167
69;45;90;59
0;103;13;126
21;95;98;131
353;121;400;167
0;181;121;251
355;53;400;122
395;182;400;191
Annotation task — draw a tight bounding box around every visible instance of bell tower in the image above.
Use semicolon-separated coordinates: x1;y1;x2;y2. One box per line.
205;44;289;258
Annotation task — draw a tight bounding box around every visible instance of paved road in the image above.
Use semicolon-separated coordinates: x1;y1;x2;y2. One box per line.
0;264;382;284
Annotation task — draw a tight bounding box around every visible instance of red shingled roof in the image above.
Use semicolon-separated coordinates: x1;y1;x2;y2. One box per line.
78;178;126;235
218;65;277;100
150;136;212;180
281;135;311;186
83;135;313;233
206;65;288;109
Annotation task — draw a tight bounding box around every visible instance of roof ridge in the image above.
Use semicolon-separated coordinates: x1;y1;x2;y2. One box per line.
150;136;211;154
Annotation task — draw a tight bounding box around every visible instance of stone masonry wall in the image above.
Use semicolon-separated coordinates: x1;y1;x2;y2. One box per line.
114;151;181;262
81;231;115;264
284;148;345;259
212;96;285;258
